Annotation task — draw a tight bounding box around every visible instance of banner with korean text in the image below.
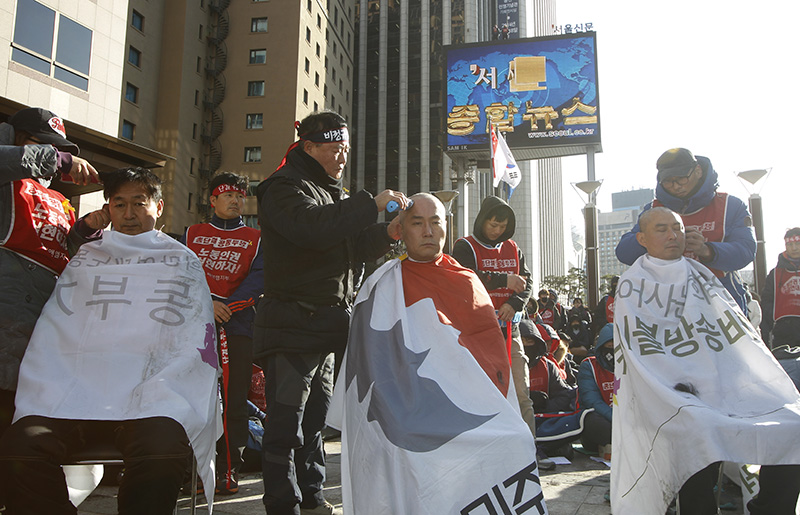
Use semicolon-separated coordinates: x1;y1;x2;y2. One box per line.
611;254;800;515
328;259;546;515
14;230;222;509
445;32;599;157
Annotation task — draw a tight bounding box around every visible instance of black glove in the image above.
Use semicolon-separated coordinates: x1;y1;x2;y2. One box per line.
529;389;549;412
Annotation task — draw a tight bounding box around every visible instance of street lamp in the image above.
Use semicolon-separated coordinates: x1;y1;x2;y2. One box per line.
572;180;603;309
432;190;459;253
736;168;771;293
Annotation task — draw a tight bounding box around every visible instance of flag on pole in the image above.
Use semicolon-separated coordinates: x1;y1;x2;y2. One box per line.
491;124;521;189
611;254;800;515
328;257;546;515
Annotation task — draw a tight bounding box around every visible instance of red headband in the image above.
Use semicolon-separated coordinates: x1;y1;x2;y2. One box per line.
786;235;800;243
212;183;247;197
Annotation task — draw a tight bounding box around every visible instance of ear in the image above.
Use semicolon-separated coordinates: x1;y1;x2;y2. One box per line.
156;199;164;218
635;231;646;248
209;195;217;208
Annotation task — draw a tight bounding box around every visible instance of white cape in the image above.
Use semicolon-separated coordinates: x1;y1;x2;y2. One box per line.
328;259;545;515
611;255;800;514
15;231;222;509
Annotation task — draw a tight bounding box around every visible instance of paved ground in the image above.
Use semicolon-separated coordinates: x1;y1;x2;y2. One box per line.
77;441;744;515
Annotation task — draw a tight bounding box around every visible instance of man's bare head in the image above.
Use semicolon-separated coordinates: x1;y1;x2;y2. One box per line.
398;193;446;262
636;207;686;260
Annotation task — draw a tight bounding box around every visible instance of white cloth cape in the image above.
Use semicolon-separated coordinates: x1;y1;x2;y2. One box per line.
15;230;222;509
328;259;546;515
611;255;800;514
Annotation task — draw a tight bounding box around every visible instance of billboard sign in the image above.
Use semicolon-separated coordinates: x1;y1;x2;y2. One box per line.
496;0;519;39
445;33;600;155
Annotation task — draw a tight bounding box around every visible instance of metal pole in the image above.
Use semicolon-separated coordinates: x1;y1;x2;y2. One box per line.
750;194;767;294
585;204;600;310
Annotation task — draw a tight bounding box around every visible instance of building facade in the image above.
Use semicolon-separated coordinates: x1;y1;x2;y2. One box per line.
4;0;355;235
351;0;564;288
597;187;654;277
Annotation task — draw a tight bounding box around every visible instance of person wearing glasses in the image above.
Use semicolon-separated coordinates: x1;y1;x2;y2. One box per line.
615;148;755;313
0;107;99;435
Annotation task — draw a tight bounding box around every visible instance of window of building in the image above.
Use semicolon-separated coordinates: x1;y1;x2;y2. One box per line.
247;80;264;96
192;123;197;139
332;68;336;81
314;72;319;87
307;0;312;11
315;43;320;57
303;89;308;105
190;157;195;175
339;78;342;91
251;17;268;33
194;90;199;105
128;46;141;67
125;82;138;103
188;192;194;212
199;24;203;39
11;0;93;91
246;113;263;129
317;14;321;28
304;58;310;74
196;56;202;72
314;102;318;111
244;147;262;163
122;120;135;140
305;27;311;42
131;9;144;31
249;49;266;64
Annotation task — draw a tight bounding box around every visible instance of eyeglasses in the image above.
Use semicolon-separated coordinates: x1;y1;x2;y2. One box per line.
662;166;698;187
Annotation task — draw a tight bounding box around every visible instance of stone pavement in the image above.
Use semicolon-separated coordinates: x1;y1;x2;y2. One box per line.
77;441;744;515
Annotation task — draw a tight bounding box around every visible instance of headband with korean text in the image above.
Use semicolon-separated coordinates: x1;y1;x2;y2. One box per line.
212;183;247;197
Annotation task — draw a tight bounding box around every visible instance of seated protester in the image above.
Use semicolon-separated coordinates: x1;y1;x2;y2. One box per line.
564;314;593;361
569;297;592;326
520;319;577;414
577;323;614;455
0;168;220;515
610;206;800;515
592;275;618;336
535;288;563;330
327;193;547;513
548;290;567;331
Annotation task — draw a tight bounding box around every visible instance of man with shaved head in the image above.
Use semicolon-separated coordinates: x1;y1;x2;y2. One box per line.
328;193;545;513
611;206;800;515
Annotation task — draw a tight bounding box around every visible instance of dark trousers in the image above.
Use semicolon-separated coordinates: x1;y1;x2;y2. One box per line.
747;464;800;514
0;389;15;437
0;415;190;515
217;331;254;481
257;352;334;515
580;411;611;454
680;463;800;515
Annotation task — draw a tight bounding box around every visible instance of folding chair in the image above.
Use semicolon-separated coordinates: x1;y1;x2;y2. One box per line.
65;441;198;515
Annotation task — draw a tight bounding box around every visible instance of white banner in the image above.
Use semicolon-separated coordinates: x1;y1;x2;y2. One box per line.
15;230;222;509
611;255;800;514
328;259;545;514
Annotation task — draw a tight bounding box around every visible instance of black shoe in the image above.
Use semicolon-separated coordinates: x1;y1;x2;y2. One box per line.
216;470;239;495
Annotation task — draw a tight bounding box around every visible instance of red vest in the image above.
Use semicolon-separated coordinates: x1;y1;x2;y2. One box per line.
773;264;800;322
460;235;520;310
1;179;75;274
586;356;614;406
605;295;614;323
186;223;260;298
529;358;549;395
653;193;728;277
538;304;556;326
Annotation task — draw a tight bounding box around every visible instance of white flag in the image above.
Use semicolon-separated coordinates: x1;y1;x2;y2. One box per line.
491;125;521;189
328;258;546;515
611;255;800;515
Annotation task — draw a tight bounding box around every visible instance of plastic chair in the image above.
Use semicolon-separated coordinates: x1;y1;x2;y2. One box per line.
65;441;198;515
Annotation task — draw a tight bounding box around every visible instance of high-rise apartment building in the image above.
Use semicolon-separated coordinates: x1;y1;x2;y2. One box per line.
597;187;653;277
4;0;356;235
351;0;565;288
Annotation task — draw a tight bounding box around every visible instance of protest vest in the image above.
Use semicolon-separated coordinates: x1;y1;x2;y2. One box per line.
605;295;615;323
529;358;549;395
586;356;614;406
653;193;728;278
461;235;519;310
774;266;800;321
186;223;260;298
538;305;556;326
2;179;75;274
